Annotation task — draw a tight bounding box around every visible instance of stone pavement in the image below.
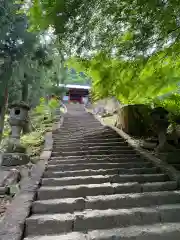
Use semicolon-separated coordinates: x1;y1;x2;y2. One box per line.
24;104;180;239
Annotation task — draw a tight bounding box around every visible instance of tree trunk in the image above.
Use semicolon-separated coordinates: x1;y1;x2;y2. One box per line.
22;78;29;102
22;75;31;134
0;87;8;142
0;59;11;143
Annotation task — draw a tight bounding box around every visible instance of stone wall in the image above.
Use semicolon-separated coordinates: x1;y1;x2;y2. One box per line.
92;97;120;116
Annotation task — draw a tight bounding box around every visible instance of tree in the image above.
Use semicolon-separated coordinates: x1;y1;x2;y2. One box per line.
67;49;180;104
28;0;180;58
0;0;57;140
26;0;180;105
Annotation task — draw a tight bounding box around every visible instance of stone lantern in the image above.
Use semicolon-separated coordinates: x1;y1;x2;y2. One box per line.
2;102;30;166
151;107;175;152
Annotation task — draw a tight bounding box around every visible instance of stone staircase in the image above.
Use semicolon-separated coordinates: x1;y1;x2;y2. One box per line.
24;104;180;239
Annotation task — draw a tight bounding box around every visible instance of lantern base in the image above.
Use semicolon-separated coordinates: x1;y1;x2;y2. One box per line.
1;153;30;167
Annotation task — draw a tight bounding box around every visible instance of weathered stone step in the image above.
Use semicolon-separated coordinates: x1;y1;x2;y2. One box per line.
47;162;153;171
58;125;103;129
52;149;137;157
41;174;168;187
54;142;131;148
53;142;128;148
58;131;123;137
53;145;133;152
53;141;128;147
57;132;116;137
23;222;180;240
55;131;118;137
63;123;101;126
48;157;145;165
24;232;86;240
50;154;141;160
60;131;119;137
32;191;180;214
44;167;161;178
53;133;120;139
62;123;101;126
37;181;177;200
60;126;102;130
87;223;180;239
53;135;121;141
51;152;139;159
55;125;104;130
85;190;180;210
62;121;106;124
53;138;123;143
23;107;180;240
25;204;180;235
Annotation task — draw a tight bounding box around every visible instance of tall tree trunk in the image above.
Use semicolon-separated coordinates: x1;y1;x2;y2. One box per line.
22;74;31;134
0;59;11;143
22;77;29;102
0;87;8;142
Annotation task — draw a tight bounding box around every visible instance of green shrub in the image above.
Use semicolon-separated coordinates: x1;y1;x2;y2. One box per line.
23;98;59;156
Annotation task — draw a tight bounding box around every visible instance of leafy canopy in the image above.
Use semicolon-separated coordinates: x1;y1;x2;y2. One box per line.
67;46;180;104
28;0;180;57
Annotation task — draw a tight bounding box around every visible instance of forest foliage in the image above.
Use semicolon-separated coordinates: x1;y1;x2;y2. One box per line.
0;0;76;151
67;48;180;105
27;0;180;114
1;0;180;149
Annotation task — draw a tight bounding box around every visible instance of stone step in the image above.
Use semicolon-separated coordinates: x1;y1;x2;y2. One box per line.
55;132;119;137
59;126;110;130
87;223;180;239
53;129;118;137
24;108;180;240
53;135;121;140
53;138;124;143
32;191;180;214
25;204;180;236
57;122;98;125
63;120;99;123
61;123;102;127
48;157;145;165
44;167;161;178
51;151;140;158
58;142;130;147
57;125;104;129
37;181;177;200
53;141;128;147
24;232;87;240
53;133;125;143
52;149;137;157
57;133;118;138
23;222;180;240
50;154;142;160
47;162;153;171
62;134;121;139
53;145;133;151
59;126;102;130
41;174;168;187
50;153;141;160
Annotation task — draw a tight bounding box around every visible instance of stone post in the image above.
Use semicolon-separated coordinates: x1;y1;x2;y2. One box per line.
1;102;30;166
